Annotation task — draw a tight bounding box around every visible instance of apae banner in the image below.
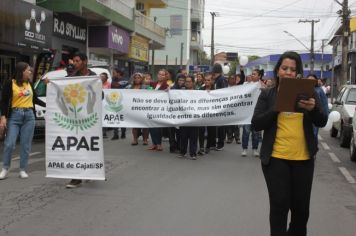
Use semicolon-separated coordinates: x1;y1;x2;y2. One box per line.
46;76;105;180
102;83;261;127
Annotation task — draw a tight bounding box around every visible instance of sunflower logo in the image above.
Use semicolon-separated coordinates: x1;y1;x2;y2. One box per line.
63;84;87;117
53;83;98;134
105;91;123;112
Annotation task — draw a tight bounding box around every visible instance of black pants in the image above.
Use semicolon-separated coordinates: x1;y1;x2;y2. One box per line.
180;126;198;155
226;125;240;141
198;127;205;150
206;126;216;149
262;157;314;236
216;126;226;147
113;128;126;136
169;127;180;152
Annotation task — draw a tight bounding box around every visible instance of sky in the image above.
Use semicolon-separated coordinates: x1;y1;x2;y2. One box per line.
202;0;356;58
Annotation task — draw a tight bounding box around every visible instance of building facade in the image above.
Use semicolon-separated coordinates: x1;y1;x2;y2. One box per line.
37;0;167;78
245;53;332;80
150;0;205;74
329;17;356;91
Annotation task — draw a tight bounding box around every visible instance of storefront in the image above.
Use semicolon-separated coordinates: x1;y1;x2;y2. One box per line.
0;0;53;84
88;25;130;75
128;35;149;75
52;12;87;68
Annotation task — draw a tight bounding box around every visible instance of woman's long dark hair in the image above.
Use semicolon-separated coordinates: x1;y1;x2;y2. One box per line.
273;51;303;87
14;62;30;86
253;69;264;81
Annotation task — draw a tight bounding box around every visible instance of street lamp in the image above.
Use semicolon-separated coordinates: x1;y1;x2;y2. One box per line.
283;30;309;51
283;30;315;73
210;12;220;66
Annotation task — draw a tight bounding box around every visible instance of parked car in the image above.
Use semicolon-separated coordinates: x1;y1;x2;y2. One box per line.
330;85;356;147
350;108;356;162
33;68;112;136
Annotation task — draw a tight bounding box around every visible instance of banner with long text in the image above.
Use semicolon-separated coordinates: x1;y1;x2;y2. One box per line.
102;83;261;127
46;76;105;180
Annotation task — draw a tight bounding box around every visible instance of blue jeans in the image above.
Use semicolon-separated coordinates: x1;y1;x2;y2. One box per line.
149;128;162;145
242;125;259;150
2;108;35;170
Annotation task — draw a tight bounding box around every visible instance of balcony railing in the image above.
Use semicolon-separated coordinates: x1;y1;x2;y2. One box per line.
135;10;166;37
96;0;133;19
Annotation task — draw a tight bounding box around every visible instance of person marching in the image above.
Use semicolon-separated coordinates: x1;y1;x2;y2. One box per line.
0;62;46;179
65;52;96;189
148;69;169;151
127;73;149;146
252;51;327;236
201;72;216;154
178;75;199;160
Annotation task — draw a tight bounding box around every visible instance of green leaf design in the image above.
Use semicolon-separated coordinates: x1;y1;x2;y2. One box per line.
77;107;83;113
53;112;99;133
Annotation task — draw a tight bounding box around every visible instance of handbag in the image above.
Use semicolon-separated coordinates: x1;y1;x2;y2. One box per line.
0;126;6;141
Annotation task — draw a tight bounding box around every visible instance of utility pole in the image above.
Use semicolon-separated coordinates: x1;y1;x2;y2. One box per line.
299;19;320;74
321;39;328;78
150;16;157;76
336;0;350;85
180;42;184;69
210;12;217;66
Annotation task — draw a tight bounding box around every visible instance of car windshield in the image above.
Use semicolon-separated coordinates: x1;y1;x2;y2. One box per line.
346;88;356;103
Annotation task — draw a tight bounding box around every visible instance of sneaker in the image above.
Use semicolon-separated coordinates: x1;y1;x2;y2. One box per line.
253;150;260;157
241;149;247;157
236;139;241;144
0;168;8;180
205;148;210;154
19;170;29;179
111;135;119;140
197;149;204;156
66;179;82;188
178;153;186;159
121;134;126;139
215;146;224;151
226;139;233;144
190;154;197;160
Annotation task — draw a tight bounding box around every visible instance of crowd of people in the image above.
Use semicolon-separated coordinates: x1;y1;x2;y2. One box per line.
99;63;273;160
0;50;330;236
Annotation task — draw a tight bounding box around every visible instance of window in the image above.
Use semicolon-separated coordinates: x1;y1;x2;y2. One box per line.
346;88;356;103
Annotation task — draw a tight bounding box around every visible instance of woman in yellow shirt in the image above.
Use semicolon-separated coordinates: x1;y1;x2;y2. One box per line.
0;62;45;180
252;51;327;236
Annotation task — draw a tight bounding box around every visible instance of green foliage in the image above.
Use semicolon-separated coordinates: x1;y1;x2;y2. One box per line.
53;113;98;132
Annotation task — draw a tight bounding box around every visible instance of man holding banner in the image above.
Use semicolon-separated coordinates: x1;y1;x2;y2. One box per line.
45;52;105;189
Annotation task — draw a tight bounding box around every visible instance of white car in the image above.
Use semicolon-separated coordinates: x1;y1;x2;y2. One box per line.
330;85;356;147
33;68;112;136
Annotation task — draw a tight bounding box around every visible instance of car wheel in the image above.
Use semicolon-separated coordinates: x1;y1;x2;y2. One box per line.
340;126;351;148
330;126;338;138
350;136;356;162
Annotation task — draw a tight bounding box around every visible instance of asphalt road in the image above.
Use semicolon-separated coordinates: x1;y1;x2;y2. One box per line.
0;129;356;236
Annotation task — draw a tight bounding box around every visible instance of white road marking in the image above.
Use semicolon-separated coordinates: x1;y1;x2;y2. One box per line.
318;135;323;141
338;167;356;184
328;152;341;163
320;142;330;150
13;152;42;161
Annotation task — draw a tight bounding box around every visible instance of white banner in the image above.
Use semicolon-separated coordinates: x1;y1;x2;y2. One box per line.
102;83;261;127
46;76;105;180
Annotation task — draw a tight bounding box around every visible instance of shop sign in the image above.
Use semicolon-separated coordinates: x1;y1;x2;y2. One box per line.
129;35;149;62
0;0;52;52
88;25;130;54
53;13;87;44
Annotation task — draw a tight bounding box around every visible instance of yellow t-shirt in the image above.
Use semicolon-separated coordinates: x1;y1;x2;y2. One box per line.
272;112;310;161
11;80;33;108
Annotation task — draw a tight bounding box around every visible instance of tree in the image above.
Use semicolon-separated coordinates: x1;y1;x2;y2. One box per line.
199;51;210;65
